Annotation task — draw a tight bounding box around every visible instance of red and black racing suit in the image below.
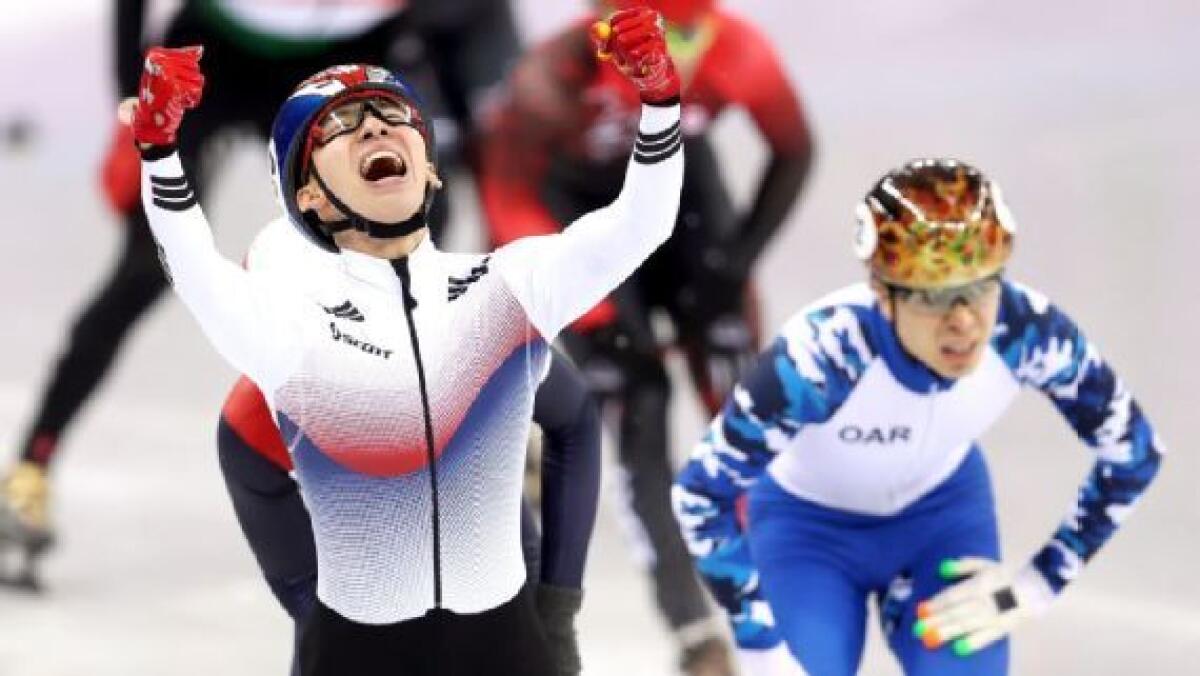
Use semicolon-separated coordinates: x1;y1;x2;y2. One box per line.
478;10;814;636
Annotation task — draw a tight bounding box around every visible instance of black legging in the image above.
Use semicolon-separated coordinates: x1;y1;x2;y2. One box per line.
300;587;555;676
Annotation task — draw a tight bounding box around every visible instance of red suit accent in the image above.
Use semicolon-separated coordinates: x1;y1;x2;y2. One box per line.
221;376;293;472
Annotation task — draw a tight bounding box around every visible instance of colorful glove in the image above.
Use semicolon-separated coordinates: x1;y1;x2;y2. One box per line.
128;46;205;147
695;536;782;651
99;123;141;215
914;557;1055;657
591;5;681;105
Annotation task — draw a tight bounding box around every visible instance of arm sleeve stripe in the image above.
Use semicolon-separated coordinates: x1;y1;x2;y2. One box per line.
153;194;199;211
150;174;188;188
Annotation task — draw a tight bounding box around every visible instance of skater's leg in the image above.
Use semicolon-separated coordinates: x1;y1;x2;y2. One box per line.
0;460;55;590
615;359;736;674
747;475;871;676
0;213;168;590
217;413;316;676
17;214;169;469
217;414;317;619
520;496;541;588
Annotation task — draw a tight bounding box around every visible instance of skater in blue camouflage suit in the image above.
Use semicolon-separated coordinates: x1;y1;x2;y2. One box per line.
672;158;1164;675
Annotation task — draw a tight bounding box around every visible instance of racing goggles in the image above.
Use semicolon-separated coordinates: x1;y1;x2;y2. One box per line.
309;93;425;148
882;272;1003;315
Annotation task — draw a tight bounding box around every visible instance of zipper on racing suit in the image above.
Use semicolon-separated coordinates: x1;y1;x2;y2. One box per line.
391;257;443;608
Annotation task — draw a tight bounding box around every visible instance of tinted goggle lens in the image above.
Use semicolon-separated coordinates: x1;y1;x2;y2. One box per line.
312;95;419;147
890;273;1002;313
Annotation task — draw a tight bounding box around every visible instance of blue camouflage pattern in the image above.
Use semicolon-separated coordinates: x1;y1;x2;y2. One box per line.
993;281;1163;592
672;281;1163;645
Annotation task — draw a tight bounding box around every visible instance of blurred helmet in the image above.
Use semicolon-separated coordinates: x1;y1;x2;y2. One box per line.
653;0;715;25
854;159;1016;289
268;64;435;253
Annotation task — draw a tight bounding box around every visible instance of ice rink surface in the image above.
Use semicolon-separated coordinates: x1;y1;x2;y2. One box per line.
1;1;1198;674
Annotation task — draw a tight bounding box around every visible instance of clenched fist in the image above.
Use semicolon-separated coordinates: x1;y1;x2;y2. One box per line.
591;5;681;105
122;46;206;147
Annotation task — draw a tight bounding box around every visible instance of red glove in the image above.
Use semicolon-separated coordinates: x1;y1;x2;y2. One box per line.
99;123;141;215
591;6;681;105
129;46;205;147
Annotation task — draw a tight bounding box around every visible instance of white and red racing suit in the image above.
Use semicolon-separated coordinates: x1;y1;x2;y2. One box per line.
140;103;683;624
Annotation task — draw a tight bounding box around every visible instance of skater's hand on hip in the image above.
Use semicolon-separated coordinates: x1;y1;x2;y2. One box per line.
914;557;1055;656
120;46;205;148
591;5;680;105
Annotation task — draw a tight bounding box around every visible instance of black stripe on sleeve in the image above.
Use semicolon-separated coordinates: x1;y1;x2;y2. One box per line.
149;175;188;188
149;173;197;211
634;122;682;164
636;121;681;145
153;194;199;211
151;185;193;200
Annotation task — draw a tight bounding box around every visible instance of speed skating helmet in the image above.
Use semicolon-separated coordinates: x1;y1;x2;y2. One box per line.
268;64;436;252
854;158;1016;289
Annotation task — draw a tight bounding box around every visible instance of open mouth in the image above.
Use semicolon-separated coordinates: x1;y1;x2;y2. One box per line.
359;150;408;183
940;341;977;360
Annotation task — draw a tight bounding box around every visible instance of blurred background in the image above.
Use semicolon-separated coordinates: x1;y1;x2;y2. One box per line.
0;1;1197;674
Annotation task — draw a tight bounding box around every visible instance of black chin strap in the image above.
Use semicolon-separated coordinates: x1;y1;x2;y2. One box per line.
311;165;427;239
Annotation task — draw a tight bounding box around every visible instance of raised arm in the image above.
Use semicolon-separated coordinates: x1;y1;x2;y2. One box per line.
709;14;814;284
129;47;298;389
491;6;683;341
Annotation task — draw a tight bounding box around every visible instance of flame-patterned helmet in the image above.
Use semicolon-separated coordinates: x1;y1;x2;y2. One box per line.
854;159;1016;289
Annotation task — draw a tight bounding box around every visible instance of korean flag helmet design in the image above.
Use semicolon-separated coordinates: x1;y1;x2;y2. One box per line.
269;65;437;253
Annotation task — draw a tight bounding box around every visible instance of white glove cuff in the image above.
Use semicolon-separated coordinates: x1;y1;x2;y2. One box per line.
1013;565;1056;617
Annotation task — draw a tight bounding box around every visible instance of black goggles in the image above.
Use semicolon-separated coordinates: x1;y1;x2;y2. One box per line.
309;94;424;148
881;272;1003;314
